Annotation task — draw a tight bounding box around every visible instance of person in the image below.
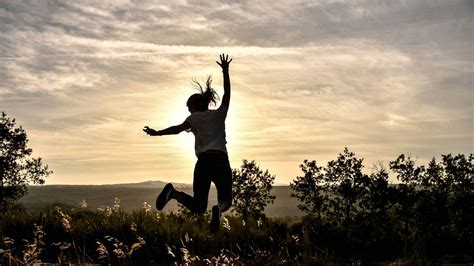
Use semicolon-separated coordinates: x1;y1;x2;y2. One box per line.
143;54;233;233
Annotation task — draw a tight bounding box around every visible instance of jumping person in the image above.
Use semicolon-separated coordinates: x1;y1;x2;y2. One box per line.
143;54;233;233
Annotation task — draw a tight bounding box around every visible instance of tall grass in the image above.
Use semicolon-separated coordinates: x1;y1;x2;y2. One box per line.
1;199;471;265
0;202;304;265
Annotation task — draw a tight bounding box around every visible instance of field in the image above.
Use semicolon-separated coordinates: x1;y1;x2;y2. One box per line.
5;152;473;265
20;181;303;217
5;182;307;265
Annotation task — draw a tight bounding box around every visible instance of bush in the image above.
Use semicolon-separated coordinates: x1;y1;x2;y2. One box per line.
290;148;473;262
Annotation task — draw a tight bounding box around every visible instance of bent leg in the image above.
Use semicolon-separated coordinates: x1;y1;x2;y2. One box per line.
174;157;211;214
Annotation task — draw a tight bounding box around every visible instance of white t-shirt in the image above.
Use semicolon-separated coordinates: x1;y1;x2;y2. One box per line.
185;105;228;157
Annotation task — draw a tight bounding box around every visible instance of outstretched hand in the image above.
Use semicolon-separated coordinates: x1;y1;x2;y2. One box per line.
216;54;232;71
143;126;158;136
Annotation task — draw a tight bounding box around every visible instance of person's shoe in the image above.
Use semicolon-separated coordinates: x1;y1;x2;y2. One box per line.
156;183;174;210
210;205;221;233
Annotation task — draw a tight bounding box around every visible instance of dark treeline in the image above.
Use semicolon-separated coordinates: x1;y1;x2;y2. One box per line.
291;148;473;262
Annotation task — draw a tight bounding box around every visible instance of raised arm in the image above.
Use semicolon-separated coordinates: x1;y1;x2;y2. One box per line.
143;121;190;136
216;54;232;109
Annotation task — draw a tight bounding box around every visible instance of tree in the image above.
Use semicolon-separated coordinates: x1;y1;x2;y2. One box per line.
389;154;426;248
362;165;397;249
0;112;52;211
290;159;328;221
232;159;276;222
325;148;370;226
389;153;473;257
440;153;473;242
290;148;371;225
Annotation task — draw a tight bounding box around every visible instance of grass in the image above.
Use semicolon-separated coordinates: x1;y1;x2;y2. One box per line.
1;200;472;265
0;202;305;265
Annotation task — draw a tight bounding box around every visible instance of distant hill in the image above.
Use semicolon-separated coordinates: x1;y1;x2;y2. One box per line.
32;180;190;189
20;181;303;217
99;180;191;189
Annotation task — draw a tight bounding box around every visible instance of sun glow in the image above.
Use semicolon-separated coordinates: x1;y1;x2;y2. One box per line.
157;94;196;155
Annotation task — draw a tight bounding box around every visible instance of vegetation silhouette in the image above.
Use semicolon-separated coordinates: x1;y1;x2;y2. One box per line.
232;159;276;223
0;112;52;212
0;148;472;264
291;148;473;262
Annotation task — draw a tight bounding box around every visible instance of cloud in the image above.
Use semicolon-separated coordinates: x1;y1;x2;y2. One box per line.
0;0;472;184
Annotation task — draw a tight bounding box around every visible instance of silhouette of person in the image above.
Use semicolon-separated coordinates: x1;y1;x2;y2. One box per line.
143;54;233;233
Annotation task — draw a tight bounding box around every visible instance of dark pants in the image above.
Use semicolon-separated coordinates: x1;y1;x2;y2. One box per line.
176;152;232;214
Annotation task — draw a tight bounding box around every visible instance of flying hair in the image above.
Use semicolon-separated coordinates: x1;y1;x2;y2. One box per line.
188;76;220;111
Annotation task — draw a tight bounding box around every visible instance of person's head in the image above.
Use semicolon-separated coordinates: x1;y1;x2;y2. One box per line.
186;76;219;113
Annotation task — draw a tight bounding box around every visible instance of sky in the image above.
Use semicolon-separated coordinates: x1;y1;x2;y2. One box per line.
0;0;472;185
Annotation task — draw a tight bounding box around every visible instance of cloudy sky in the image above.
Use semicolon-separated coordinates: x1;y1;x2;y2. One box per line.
1;0;472;185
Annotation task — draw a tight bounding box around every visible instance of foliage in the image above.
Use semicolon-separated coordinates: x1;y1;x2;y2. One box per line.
0;149;471;264
290;159;327;221
0;112;52;210
0;202;301;265
232;159;276;222
325;147;371;226
290;147;473;262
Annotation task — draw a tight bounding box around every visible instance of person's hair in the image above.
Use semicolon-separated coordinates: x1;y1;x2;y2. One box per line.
187;76;219;111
